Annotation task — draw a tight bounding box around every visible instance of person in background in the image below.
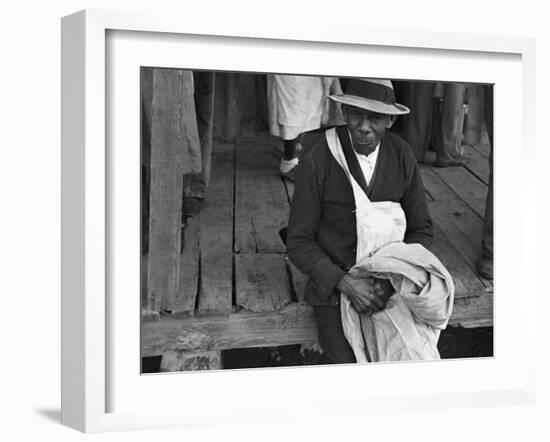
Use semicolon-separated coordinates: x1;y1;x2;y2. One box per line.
267;75;344;180
181;71;216;217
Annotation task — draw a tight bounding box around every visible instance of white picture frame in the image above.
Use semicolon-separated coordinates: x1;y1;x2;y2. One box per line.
61;9;537;433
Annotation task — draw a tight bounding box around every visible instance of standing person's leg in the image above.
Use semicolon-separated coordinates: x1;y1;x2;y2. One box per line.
182;71;216;216
435;82;468;167
313;305;356;364
401;81;436;163
477;85;493;280
279;134;303;180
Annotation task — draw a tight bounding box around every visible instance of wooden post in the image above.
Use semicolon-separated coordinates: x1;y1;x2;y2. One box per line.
146;69;201;314
224;73;240;142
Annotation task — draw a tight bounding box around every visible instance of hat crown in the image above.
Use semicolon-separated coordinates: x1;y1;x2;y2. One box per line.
345;79;396;106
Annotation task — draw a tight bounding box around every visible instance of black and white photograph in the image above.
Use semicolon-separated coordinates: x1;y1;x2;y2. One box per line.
140;69;494;373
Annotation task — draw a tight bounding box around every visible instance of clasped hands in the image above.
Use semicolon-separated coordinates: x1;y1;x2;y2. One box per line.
336;272;394;315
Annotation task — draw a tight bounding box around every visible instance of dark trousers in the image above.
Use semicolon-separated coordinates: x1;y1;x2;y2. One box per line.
393;81;436;163
313;304;356;364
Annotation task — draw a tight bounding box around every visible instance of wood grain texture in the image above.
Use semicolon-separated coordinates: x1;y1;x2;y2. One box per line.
448;293;493;328
147;69;200;312
431;224;486;298
462;143;490;185
234;140;289;253
159;350;222;372
141;294;491;357
141;303;318;355
431;165;487;202
174;217;200;313
429;200;492;292
419;164;457;201
235;254;292;312
198;143;235;314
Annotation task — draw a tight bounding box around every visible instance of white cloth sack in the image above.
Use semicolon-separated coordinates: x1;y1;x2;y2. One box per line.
325;128;455;362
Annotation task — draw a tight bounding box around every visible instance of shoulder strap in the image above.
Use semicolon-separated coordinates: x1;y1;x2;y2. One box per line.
335;126;369;197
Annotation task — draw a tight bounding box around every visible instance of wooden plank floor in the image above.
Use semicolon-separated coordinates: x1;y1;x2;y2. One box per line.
142;130;493;357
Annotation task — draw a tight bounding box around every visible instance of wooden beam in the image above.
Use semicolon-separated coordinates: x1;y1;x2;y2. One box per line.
141;303;318;356
448;293;493;328
235;254;292;312
141;294;491;358
147;69;201;312
198;143;235;314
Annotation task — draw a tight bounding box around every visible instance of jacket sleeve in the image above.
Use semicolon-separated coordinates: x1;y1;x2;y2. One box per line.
401;155;434;250
286;153;346;301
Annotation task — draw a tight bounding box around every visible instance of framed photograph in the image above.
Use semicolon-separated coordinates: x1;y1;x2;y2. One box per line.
61;9;536;433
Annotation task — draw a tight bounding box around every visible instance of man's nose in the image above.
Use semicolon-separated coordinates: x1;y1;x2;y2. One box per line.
358;117;372;132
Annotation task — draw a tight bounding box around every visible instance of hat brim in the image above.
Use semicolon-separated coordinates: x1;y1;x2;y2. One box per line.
329;94;410;115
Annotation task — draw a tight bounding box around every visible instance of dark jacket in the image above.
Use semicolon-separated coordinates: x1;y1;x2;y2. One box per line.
287;126;433;306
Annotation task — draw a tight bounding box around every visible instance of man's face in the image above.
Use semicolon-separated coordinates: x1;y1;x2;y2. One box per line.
343;105;395;155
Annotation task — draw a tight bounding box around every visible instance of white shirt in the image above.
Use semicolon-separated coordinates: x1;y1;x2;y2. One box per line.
350;137;380;186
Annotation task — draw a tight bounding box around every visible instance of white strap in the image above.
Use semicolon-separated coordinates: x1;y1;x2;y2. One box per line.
324;128;371;209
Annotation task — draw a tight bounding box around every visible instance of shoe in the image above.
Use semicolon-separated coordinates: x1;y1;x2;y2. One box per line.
476;256;493;280
434;158;467;168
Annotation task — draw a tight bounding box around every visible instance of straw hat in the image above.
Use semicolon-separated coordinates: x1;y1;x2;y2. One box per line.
329;78;410;115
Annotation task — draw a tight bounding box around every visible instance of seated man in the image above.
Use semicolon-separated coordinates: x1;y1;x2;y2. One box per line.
286;78;433;363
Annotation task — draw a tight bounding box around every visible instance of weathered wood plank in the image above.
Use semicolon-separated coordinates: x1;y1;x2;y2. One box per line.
159;350;222;372
448;293;493;328
464;197;487;219
429;200;492;292
174;217;200;313
141;303;318;355
287;259;309;303
418;164;457;201
198;143;235;314
462;143;490;185
431;165;487;202
234;141;289;253
235;254;292;312
147;69;200;312
239;73;257;137
431;224;486;298
141;294;491;357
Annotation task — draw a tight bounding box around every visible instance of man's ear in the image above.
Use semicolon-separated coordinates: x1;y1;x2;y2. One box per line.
385;115;397;129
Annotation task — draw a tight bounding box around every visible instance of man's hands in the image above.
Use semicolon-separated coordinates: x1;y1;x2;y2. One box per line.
337;273;394;315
